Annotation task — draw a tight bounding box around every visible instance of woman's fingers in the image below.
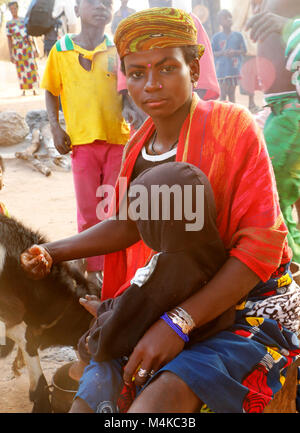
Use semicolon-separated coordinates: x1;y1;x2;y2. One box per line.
20;245;53;279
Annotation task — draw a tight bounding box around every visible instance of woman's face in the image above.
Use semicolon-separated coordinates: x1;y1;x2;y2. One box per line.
9;3;18;18
124;47;198;120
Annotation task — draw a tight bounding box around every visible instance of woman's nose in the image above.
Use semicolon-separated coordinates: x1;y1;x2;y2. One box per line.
144;71;160;92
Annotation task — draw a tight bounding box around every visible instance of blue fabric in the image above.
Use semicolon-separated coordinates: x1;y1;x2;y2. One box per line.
76;264;300;413
149;318;299;413
211;31;247;80
75;358;124;413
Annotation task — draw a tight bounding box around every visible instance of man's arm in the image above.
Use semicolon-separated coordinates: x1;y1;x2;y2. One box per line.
246;11;290;42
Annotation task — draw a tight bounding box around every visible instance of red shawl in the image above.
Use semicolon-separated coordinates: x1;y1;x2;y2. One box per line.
101;94;291;301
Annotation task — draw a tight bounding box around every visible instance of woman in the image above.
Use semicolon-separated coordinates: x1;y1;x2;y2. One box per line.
6;1;39;96
21;8;300;413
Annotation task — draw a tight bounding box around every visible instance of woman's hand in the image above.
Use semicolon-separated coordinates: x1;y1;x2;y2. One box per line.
123;318;185;387
20;244;53;280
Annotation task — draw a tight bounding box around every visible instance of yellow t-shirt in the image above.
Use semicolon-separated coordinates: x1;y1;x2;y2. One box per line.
41;34;130;146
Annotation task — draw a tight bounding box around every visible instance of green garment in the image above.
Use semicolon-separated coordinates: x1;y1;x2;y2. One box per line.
264;92;300;263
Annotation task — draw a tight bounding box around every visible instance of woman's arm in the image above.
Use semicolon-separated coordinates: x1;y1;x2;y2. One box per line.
21;217;140;279
123;257;259;387
179;257;259;327
7;35;15;63
46;217;140;263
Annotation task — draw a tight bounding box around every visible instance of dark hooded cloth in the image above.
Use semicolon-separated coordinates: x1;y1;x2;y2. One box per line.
78;162;235;363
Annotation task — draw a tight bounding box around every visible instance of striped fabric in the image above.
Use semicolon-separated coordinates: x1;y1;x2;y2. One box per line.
114;7;205;59
56;34;115;53
56;34;75;52
285;19;300;95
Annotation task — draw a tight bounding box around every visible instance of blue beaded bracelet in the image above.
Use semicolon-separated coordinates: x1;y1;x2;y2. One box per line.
160;313;189;343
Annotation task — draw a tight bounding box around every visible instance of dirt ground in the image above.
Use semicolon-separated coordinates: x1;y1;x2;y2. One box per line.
0;58;266;413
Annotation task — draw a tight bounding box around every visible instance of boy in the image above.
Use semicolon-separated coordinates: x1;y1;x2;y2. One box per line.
212;9;247;102
41;0;130;288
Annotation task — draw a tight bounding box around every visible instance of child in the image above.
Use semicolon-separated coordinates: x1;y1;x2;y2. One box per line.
212;9;247;102
41;0;130;287
73;162;234;413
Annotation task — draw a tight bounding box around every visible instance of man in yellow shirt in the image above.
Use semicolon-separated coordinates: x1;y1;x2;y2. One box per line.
41;0;130;287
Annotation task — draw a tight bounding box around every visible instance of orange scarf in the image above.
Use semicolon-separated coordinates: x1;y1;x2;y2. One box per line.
102;94;291;301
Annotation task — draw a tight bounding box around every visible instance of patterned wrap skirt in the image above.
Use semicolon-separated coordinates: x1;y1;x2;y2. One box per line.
144;262;300;413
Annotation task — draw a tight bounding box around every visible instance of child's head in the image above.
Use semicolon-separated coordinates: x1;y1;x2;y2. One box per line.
0;156;4;191
218;9;232;31
75;0;113;26
8;1;18;17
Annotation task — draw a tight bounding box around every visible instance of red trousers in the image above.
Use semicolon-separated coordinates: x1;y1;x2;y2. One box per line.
71;140;123;271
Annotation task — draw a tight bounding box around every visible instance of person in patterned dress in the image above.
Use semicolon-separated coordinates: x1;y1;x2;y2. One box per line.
6;1;39;96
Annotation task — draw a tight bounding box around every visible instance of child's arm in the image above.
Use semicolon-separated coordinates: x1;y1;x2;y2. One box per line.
45;90;71;155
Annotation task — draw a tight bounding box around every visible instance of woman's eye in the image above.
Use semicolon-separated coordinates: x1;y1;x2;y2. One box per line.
160;65;176;73
129;71;144;79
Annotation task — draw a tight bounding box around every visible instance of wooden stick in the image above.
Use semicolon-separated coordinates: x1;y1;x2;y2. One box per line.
15;152;51;177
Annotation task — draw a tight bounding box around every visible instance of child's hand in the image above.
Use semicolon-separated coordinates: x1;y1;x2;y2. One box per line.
51;126;71;155
20;245;53;280
79;294;101;317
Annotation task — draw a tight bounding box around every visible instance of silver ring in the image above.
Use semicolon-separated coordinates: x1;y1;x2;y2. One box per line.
149;370;156;377
137;368;149;378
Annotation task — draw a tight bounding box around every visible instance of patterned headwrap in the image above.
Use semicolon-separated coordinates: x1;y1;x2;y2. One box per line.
114;7;205;60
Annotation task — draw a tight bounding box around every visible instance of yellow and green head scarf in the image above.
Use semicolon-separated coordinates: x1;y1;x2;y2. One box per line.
114;7;205;60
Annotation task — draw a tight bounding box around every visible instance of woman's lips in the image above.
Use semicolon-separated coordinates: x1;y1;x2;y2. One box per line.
144;99;167;109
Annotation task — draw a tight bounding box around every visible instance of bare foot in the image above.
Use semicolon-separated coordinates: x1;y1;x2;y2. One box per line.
79;294;101;317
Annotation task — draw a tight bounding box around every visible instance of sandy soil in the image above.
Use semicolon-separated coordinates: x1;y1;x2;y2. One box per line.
0;58;266;413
